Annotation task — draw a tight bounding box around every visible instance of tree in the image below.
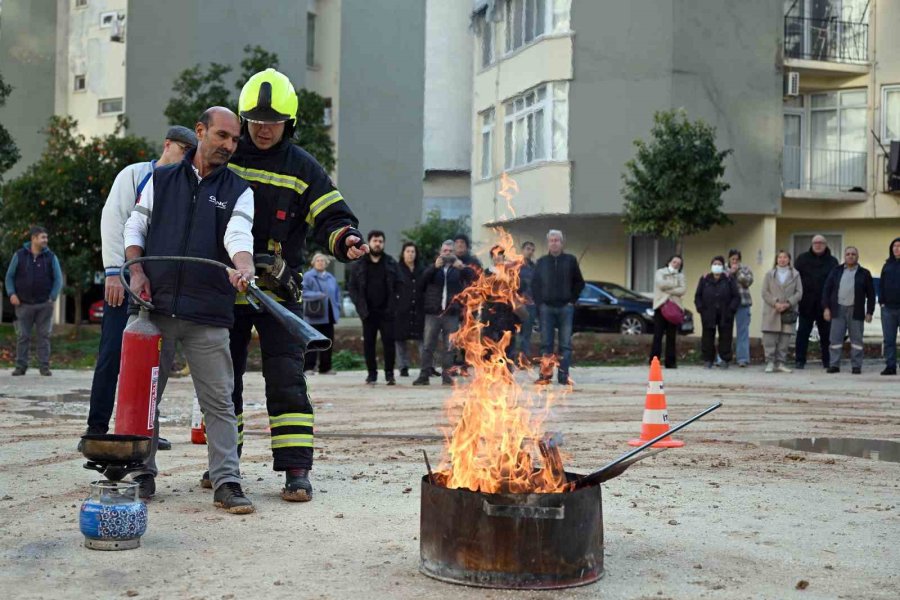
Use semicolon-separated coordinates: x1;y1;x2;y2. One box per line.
401;210;471;263
0;117;156;331
164;45;335;171
622;109;733;255
0;71;20;183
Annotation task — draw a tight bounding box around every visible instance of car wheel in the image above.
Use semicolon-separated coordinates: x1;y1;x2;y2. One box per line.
620;314;645;335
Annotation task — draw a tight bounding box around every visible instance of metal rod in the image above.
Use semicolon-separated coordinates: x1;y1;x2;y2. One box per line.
571;401;723;490
422;449;435;485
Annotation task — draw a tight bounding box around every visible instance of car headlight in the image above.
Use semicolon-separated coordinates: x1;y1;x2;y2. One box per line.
644;308;654;318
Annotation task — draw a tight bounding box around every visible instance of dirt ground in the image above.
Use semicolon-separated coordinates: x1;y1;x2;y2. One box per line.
1;362;898;600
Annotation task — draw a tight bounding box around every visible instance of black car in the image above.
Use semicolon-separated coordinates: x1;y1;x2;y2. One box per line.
574;281;694;336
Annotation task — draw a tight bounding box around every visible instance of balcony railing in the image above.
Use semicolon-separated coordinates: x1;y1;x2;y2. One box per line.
783;146;866;193
784;16;868;64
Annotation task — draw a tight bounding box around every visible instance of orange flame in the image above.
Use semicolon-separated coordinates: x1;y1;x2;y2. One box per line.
438;175;567;494
497;172;519;218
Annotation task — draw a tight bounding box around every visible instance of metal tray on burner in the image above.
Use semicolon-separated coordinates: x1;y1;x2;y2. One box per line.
80;434;152;464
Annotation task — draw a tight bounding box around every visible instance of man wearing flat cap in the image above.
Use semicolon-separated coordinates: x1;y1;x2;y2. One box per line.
80;125;197;442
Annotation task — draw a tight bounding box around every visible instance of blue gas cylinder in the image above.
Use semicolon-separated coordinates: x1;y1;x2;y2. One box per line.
79;480;147;550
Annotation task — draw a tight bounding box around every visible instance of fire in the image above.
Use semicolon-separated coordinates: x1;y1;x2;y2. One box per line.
439;175;568;494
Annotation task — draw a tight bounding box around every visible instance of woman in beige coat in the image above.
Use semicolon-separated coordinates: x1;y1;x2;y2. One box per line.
650;255;686;368
761;250;803;373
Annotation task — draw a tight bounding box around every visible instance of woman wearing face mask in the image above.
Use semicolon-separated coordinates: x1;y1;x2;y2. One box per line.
394;242;426;376
302;253;342;374
694;256;741;368
761;250;803;373
650;255;686;368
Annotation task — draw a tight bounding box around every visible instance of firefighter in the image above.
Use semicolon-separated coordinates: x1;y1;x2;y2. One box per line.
205;68;367;502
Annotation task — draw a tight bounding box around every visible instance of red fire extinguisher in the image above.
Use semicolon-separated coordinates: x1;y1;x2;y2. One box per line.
190;396;207;444
114;307;162;438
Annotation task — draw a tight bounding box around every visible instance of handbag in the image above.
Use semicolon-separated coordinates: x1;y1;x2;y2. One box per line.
780;308;798;325
302;275;328;320
660;299;685;325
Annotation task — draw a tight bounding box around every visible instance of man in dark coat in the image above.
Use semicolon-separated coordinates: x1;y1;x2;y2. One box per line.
822;246;876;374
879;237;900;375
348;230;401;384
794;235;839;369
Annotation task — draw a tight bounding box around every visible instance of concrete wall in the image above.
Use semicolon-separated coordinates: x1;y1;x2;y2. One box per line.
569;0;783;216
0;0;58;177
305;0;341;178
337;0;425;255
125;0;310;140
423;0;471;172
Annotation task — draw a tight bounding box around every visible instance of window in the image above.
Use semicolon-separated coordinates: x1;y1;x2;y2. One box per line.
75;0;88;8
480;108;495;179
504;0;570;54
883;85;900;143
630;237;676;295
98;97;123;115
74;75;86;92
479;14;494;68
306;13;316;67
100;11;117;28
503;82;568;170
422;197;471;221
322;98;333;127
808;89;867;190
792;233;842;262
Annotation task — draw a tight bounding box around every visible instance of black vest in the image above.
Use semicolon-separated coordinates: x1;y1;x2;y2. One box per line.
14;246;56;304
143;153;248;328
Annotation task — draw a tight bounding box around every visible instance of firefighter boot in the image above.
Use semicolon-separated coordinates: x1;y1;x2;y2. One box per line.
282;468;313;502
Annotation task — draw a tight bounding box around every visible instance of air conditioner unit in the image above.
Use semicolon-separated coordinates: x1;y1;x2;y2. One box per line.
888;141;900;193
784;72;800;97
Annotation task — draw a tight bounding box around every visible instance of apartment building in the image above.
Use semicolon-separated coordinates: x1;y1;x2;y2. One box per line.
1;0;471;265
470;0;900;336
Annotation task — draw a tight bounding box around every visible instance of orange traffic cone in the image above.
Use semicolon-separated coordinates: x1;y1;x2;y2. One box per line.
628;357;684;448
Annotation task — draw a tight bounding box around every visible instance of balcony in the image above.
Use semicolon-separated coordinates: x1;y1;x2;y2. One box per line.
783;146;867;199
783;16;868;74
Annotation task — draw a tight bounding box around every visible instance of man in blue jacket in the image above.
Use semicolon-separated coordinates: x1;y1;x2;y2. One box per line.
879;237;900;375
5;226;62;376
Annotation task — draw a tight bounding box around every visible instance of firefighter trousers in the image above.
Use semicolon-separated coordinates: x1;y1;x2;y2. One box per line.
230;301;314;471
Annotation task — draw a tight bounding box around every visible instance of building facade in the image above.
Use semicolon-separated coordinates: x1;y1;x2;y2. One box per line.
470;0;900;337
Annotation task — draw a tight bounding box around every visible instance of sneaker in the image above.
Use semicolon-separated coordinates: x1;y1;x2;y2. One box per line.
794;362;806;370
39;367;52;376
200;470;212;489
441;374;453;386
11;367;26;376
214;482;255;514
429;367;441;377
826;366;840;374
412;374;430;386
133;474;156;500
719;362;730;370
775;364;793;373
400;368;409;377
535;376;552;385
157;437;172;451
385;374;396;386
881;367;897;376
851;367;861;375
282;469;312;502
365;374;377;384
738;362;748;368
765;362;774;373
557;374;572;386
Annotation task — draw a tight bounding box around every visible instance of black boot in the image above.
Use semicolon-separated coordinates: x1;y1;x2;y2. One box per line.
213;482;254;514
282;468;313;502
133;474;156;500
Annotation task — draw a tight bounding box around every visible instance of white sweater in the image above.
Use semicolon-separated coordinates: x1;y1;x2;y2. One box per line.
101;161;155;274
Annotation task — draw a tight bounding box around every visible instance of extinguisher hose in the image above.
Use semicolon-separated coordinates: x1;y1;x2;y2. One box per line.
118;256;331;352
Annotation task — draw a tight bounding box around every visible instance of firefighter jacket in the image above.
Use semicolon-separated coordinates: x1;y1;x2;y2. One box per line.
228;134;361;276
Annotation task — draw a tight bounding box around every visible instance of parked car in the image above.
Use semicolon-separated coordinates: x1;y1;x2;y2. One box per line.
574;281;694;336
89;300;104;324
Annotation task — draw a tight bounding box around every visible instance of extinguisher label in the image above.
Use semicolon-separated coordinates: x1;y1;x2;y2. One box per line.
148;366;159;430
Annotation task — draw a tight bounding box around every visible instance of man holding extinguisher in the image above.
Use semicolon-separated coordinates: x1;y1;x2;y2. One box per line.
123;107;256;514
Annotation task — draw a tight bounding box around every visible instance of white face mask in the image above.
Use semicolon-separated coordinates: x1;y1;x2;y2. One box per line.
711;264;724;275
668;265;678;274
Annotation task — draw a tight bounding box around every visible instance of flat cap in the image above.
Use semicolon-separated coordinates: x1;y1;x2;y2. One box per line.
165;125;197;147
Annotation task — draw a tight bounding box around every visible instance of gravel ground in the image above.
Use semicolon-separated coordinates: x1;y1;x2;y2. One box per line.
0;362;898;600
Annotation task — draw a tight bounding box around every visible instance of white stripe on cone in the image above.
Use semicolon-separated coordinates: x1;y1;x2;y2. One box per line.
642;408;670;425
647;381;664;394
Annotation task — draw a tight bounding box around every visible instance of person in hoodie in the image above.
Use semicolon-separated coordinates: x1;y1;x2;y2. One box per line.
879;237;900;375
5;226;62;376
694;255;740;369
822;246;876;374
794;235;839;369
760;250;803;374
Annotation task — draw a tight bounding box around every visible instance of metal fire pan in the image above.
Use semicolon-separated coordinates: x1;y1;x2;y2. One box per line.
80;434;152;464
419;473;603;589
